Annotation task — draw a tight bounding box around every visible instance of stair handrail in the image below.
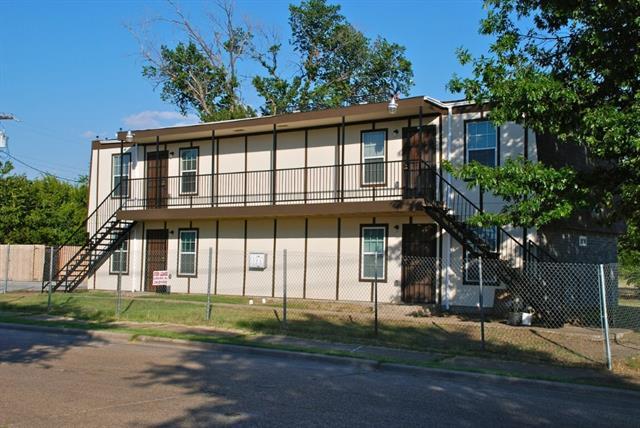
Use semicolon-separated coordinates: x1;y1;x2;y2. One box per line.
65;221;135;292
421;161;541;264
527;239;557;263
43;183;122;289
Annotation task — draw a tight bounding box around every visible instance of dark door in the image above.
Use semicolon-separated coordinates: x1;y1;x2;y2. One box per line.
146;150;169;208
145;229;168;292
402;125;436;200
402;223;437;303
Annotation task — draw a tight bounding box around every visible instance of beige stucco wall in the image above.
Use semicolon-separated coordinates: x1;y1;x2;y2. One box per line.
89;215;445;305
85;109;539;308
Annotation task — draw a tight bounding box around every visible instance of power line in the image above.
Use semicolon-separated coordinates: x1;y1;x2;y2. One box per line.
0;151;84;183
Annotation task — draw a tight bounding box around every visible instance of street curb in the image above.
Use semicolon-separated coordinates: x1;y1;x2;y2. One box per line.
2;321;639;397
134;335;640;397
133;335;384;371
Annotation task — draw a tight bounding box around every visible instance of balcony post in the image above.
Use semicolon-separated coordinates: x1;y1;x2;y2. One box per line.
304;129;308;203
210;129;218;207
340;116;345;202
119;137;124;211
418;105;424;199
272;123;277;205
155;136;160;209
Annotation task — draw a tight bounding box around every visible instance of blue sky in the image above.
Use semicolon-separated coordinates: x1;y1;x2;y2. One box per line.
0;0;489;181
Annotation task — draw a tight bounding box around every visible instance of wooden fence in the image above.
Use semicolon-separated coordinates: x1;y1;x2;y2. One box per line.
1;244;82;282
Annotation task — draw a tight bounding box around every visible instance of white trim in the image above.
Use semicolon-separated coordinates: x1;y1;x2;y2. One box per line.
465;120;497;167
178;229;198;276
180;148;198;195
361;130;386;185
361;226;386;280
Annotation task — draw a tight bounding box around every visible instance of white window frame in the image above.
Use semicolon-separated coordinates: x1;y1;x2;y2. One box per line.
179;147;198;195
360;225;386;281
178;229;198;277
112;153;131;198
110;239;128;274
361;130;386;185
466;120;498;167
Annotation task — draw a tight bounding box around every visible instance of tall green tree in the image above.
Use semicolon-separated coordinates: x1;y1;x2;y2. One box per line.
447;1;640;232
138;0;255;122
0;159;88;246
138;0;414;117
253;0;413;114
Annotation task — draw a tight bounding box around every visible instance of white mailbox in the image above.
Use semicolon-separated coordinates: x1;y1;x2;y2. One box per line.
248;252;267;270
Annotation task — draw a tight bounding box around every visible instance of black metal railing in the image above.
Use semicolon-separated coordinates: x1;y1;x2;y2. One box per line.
122;160;428;210
421;161;538;269
42;183;132;292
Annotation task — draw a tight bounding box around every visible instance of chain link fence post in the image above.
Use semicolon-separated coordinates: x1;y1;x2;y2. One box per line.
598;263;612;370
374;270;378;336
3;244;9;293
47;246;54;313
282;249;287;328
205;247;213;321
479;256;485;351
116;248;123;318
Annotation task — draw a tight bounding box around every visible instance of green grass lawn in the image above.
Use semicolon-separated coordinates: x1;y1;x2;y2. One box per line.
1;291;638;371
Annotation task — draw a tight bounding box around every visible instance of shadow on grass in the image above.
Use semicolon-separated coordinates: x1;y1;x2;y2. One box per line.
234;311;599;367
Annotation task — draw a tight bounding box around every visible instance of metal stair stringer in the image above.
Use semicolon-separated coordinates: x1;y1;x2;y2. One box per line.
42;183;134;293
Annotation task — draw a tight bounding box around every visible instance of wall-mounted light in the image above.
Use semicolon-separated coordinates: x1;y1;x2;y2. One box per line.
125;130;134;143
169;151;175;156
170;230;175;235
388;93;399;114
393;129;399;135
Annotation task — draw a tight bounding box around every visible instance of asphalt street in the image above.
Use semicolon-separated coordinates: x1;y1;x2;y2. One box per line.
0;326;638;427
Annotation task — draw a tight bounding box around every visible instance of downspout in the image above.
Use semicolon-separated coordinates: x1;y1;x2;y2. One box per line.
444;104;453;310
424;97;454;311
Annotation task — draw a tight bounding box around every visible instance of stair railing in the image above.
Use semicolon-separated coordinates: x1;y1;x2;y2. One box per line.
420;160;540;268
42;183;123;291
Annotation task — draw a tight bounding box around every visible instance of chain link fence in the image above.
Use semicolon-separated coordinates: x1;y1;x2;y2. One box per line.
2;246;639;372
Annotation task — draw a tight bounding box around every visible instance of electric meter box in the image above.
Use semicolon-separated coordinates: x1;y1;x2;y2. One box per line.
248;252;267;270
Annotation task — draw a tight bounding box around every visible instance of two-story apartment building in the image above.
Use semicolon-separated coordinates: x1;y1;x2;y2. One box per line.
44;96;618;313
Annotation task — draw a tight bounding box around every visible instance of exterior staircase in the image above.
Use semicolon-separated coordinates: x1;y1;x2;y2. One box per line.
42;184;135;293
418;161;560;322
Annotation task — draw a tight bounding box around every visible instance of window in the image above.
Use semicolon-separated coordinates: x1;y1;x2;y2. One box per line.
466;121;497;167
112;153;131;198
362;130;386;185
178;229;198;276
464;226;499;285
180;148;198;194
110;239;128;274
361;225;386;281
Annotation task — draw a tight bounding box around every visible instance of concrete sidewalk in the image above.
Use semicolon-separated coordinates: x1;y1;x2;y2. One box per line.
1;313;638;391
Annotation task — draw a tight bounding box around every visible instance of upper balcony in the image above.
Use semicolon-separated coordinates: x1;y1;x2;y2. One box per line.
116;160;436;220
